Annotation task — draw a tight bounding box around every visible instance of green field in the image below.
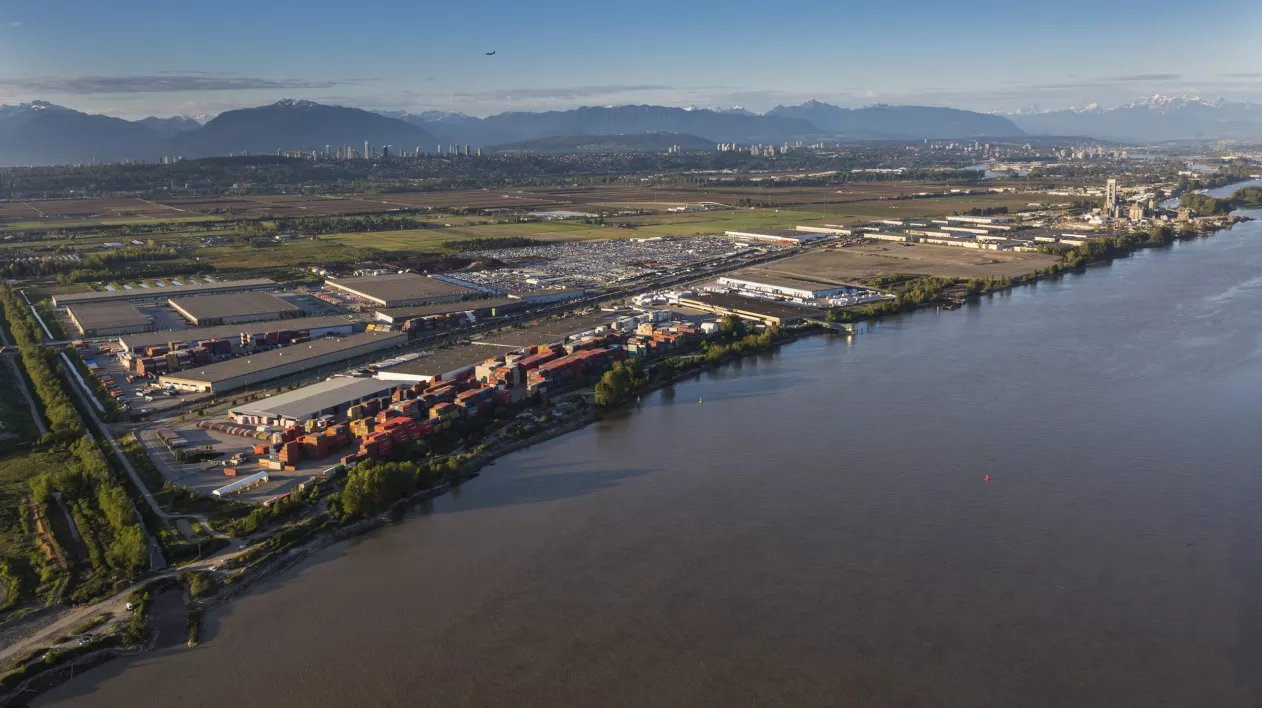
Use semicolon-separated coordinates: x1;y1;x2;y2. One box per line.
12;189;1060;277
0;449;73;606
0;215;222;232
0;362;41;450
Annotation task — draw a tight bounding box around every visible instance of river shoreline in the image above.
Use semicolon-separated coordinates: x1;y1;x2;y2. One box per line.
4;210;1259;705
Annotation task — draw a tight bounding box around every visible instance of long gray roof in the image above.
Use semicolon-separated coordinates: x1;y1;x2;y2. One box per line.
53;278;277;306
161;331;407;386
228;377;398;420
119;315;365;348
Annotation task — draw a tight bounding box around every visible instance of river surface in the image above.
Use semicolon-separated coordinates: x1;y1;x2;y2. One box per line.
38;199;1262;707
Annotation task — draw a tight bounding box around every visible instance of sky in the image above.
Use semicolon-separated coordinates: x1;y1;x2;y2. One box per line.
1;0;1260;119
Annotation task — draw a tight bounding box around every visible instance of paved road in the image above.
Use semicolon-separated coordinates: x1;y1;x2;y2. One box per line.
0;539;250;670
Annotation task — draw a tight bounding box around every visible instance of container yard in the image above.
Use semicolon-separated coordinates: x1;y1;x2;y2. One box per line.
136;302;728;503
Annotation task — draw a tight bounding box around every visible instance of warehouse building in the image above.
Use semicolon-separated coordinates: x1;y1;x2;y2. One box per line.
325;273;482;308
52;278;277;307
117;315;364;353
375;347;502;384
677;293;816;327
723;229;828;245
717;275;850;300
66;303;154;338
169;292;303;327
169;291;304;328
373;297;527;325
795;225;853;236
159;330;407;393
228;377;399;427
507;289;588;305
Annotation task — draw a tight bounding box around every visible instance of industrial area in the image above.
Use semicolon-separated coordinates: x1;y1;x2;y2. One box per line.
42;172;1243;508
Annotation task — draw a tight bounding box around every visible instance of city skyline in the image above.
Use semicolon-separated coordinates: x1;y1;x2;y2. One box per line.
1;0;1260;119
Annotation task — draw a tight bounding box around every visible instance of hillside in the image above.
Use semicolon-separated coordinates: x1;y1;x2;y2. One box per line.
169;99;437;157
0;102;161;166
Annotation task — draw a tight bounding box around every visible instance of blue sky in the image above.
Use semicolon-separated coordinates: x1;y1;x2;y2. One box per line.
1;0;1259;118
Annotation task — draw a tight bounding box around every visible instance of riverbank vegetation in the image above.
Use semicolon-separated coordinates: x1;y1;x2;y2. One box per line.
1180;186;1262;215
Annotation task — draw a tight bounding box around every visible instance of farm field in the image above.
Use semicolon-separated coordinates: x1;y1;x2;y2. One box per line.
742;242;1062;284
0;179;1049;229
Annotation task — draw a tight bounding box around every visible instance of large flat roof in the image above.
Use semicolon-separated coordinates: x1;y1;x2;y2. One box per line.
67;303;151;330
325;273;477;303
719;272;849;293
475;313;625;349
228;377;398;420
169;292;301;320
54;278;276;306
377;346;501;380
375;297;524;321
163;331;407;386
118;315;365;348
681;293;819;320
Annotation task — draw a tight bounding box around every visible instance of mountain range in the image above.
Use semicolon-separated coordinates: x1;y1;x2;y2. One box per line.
2;95;1261;166
489;132;715;154
1008;95;1262;142
384;102;1021;146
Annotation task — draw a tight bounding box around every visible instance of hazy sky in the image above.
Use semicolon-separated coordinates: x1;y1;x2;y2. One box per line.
1;0;1259;118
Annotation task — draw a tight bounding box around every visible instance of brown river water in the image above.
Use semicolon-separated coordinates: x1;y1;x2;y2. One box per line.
35;191;1262;707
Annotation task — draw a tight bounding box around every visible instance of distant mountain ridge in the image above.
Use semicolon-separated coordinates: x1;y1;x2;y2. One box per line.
136;115;207;137
387;101;1020;145
4;94;1260;166
488;132;715;154
767;99;1023;138
0;101;161;165
1010;95;1262;141
169;99;438;158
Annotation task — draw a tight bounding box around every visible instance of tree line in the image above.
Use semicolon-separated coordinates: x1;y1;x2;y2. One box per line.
0;284;81;440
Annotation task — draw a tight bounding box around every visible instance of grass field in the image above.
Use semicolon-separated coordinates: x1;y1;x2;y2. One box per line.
740;243;1061;284
0;179;1053;229
0;362;40;449
0;449;67;557
6;184;1061;278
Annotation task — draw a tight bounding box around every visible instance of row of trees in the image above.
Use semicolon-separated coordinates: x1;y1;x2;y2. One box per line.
826;276;956;323
594;361;648;407
0;284;81;441
441;236;539;251
331;454;469;522
28;437;149;587
1180;193;1234;216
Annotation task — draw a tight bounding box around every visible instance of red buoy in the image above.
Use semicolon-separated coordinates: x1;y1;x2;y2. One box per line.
984;475;990;483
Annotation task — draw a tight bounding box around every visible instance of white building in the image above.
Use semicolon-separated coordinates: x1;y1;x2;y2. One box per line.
717;275;850;300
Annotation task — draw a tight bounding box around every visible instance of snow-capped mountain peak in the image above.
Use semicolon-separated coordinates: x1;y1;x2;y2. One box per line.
1011;104;1047;116
0;100;69;117
272;98;320;109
